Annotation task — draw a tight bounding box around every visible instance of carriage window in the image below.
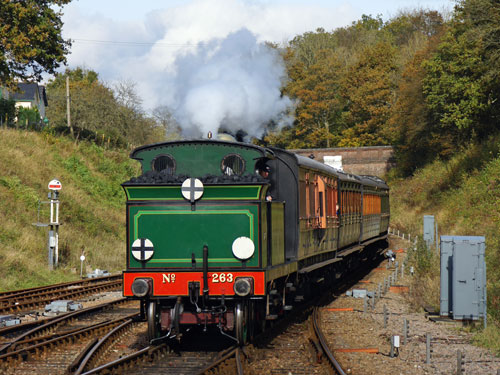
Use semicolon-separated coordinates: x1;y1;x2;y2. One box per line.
300;180;307;217
152;154;176;174
221;154;245;176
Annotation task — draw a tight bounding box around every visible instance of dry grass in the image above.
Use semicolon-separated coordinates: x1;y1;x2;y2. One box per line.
388;144;500;352
0;128;139;291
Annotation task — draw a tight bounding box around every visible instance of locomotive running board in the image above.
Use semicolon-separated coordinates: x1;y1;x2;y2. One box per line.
336;245;364;258
298;256;343;274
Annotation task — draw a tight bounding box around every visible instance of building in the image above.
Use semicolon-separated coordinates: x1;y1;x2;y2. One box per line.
1;82;48;120
291;146;395;177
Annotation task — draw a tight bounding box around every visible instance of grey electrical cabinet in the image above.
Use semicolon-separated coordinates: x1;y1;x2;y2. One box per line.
423;215;435;247
440;236;486;321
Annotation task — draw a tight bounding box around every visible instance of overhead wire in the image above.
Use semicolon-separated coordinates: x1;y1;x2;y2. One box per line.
70;38;200;47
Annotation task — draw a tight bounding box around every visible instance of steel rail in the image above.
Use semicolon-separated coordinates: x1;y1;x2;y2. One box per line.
311;307;347;375
73;318;137;375
0;298;128;354
195;345;242;375
0;275;121;300
79;344;168;375
0;280;122;314
0;313;139;370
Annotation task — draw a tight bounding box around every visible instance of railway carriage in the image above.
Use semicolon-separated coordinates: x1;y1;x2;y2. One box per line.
122;138;389;344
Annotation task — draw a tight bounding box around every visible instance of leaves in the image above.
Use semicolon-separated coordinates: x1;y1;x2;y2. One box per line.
0;0;71;86
46;68;166;146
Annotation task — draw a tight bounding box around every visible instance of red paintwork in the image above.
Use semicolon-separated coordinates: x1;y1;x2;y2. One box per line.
123;271;265;296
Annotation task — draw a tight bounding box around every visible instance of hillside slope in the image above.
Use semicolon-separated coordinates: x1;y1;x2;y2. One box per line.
0;128;139;291
389;144;500;324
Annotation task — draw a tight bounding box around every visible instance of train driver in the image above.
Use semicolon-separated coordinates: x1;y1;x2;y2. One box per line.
258;165;271;179
255;161;273;201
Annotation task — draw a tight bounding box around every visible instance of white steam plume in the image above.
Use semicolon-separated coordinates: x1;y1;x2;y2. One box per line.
163;28;293;139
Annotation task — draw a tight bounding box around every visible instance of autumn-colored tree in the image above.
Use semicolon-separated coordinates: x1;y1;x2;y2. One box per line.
387;36;443;175
287;28;337;69
339;41;397;147
0;0;71;86
267;47;344;149
47;68;118;140
384;9;444;47
46;68;164;145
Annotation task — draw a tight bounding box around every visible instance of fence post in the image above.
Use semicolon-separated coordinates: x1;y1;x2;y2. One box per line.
426;333;431;364
456;350;462;375
403;318;408;345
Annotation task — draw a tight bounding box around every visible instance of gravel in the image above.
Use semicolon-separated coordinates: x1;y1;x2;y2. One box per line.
322;237;500;375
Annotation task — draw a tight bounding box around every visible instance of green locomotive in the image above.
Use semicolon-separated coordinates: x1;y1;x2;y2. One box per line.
122;138;389;344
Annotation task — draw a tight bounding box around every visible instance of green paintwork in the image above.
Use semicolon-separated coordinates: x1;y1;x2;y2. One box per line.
123;185;263;201
128;204;259;268
133;142;264;176
270;202;285;266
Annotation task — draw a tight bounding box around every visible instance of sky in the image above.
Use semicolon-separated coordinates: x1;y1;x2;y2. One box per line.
57;0;454;136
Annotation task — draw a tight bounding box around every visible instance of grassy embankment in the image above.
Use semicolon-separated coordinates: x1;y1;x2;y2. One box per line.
0;128;139;291
388;138;500;353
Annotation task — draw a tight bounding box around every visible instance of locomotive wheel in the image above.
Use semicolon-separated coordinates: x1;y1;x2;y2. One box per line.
235;302;247;346
171;300;181;335
147;301;160;342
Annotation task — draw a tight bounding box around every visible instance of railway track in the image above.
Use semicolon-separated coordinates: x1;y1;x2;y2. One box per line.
245;252;383;374
310;307;346;375
0;275;122;315
76;343;244;375
0;277;244;375
0;299;140;374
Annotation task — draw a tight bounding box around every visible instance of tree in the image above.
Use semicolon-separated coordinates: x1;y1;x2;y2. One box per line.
339;41;397;147
17;107;41;129
287;28;337;69
387;40;442;175
0;97;15;126
152;106;181;140
114;80;143;114
0;0;72;86
46;68;166;146
47;68;119;141
422;0;500;151
268;47;344;149
385;9;444;47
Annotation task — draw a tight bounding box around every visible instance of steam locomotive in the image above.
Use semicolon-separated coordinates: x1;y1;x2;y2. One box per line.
121;138;389;345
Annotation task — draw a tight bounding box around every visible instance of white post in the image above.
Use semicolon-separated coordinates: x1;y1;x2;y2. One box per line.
80;254;85;278
47;180;62;269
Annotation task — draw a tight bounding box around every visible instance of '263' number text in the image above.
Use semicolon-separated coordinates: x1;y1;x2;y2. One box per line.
211;273;233;283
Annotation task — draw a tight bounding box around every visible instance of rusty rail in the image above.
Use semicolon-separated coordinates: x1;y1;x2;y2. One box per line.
311;307;347;375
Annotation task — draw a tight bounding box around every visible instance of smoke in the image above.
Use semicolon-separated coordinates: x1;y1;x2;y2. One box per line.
162;28;294;139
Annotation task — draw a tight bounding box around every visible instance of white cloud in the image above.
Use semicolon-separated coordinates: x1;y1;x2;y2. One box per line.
61;0;356;111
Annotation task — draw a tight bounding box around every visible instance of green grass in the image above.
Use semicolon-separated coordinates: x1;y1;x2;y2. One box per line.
389;139;500;351
0;128;140;291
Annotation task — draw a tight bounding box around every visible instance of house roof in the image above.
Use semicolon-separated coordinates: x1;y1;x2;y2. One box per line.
10;83;48;106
